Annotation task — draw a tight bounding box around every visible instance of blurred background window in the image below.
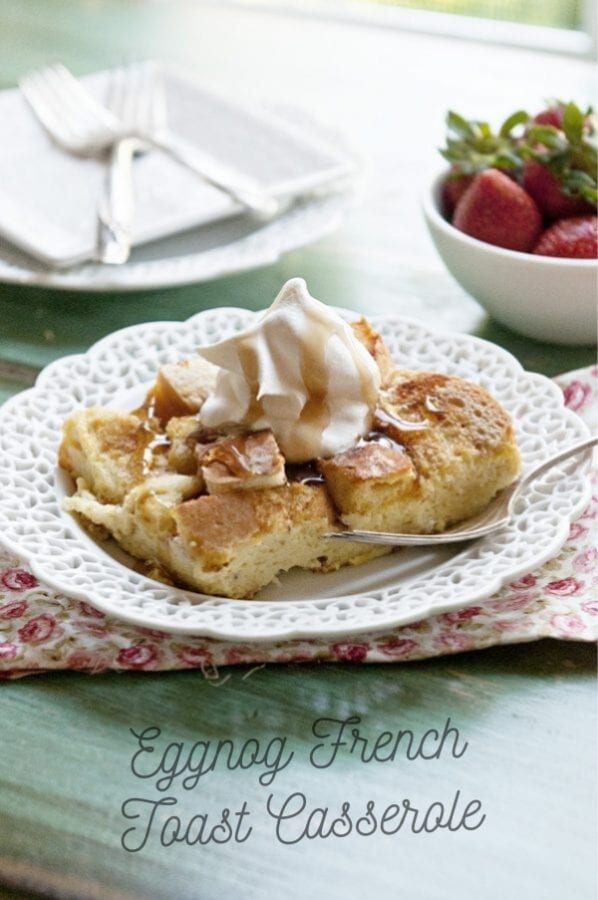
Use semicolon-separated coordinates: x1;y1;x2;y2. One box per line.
233;0;596;56
358;0;583;31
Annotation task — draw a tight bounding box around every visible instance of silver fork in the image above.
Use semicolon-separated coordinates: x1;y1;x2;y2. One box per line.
19;63;121;154
19;63;279;232
326;435;597;546
96;63;160;264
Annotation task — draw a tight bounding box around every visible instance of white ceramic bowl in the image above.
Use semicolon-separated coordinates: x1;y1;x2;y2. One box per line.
422;172;597;346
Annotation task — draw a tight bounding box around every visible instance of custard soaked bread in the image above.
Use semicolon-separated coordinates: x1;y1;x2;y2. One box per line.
61;419;387;598
319;371;519;534
60;280;520;599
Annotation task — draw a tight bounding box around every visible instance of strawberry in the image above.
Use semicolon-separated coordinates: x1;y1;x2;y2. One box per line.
441;168;474;217
533;106;565;128
533;215;598;258
522;159;594;219
521;102;597;215
453;168;542;252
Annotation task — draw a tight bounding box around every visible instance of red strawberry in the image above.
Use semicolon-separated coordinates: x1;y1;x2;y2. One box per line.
533;106;564;128
453;168;542;252
533;215;598;258
523;159;593;219
441;168;474;218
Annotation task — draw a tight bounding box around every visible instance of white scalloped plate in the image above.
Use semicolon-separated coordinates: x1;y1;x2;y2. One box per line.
0;192;352;291
0;309;591;640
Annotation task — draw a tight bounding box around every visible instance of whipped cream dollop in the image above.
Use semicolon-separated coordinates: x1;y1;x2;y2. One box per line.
197;278;381;463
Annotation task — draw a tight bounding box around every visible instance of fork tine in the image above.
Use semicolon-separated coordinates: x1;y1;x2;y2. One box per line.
104;65;128;122
115;62;162;134
19;70;76;148
20;64;122;154
135;61;165;135
103;61;166;137
44;65;115;143
26;68;96;146
145;62;167;134
132;63;154;133
39;67;97;143
122;64;145;129
50;64;121;132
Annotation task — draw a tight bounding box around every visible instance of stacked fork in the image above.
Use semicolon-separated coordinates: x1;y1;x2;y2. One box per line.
97;64;165;264
19;62;280;265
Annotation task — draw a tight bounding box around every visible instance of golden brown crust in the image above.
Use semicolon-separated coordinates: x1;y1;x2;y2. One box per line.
199;429;287;493
174;482;336;558
319;442;414;482
146;357;219;422
320;370;520;534
351;318;397;388
59;408;159;504
380;371;517;477
165;416;203;476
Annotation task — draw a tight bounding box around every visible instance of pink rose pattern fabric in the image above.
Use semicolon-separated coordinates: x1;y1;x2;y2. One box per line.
0;367;596;678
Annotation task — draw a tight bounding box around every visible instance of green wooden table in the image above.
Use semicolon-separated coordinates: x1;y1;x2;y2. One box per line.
0;3;596;898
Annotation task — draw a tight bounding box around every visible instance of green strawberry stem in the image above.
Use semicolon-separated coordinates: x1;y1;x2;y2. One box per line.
440;109;527;176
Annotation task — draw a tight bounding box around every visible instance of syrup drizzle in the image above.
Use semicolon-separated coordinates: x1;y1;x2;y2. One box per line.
374;406;429;433
207;438;256;478
133;388;158;420
141;430;171;475
424;395;443;415
362;430;405;453
286;462;325;485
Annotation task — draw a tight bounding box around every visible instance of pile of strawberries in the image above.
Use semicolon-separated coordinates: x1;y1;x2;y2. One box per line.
440;102;597;259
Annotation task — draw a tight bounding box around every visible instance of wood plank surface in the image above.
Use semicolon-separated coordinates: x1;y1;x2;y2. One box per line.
0;642;596;900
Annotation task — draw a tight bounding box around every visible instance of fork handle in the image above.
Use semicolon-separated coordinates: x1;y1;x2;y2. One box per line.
324;530;485;546
97;137;137;265
149;132;279;220
519;435;597;490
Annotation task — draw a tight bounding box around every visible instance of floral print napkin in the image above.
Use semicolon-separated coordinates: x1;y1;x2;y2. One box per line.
0;367;596;678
